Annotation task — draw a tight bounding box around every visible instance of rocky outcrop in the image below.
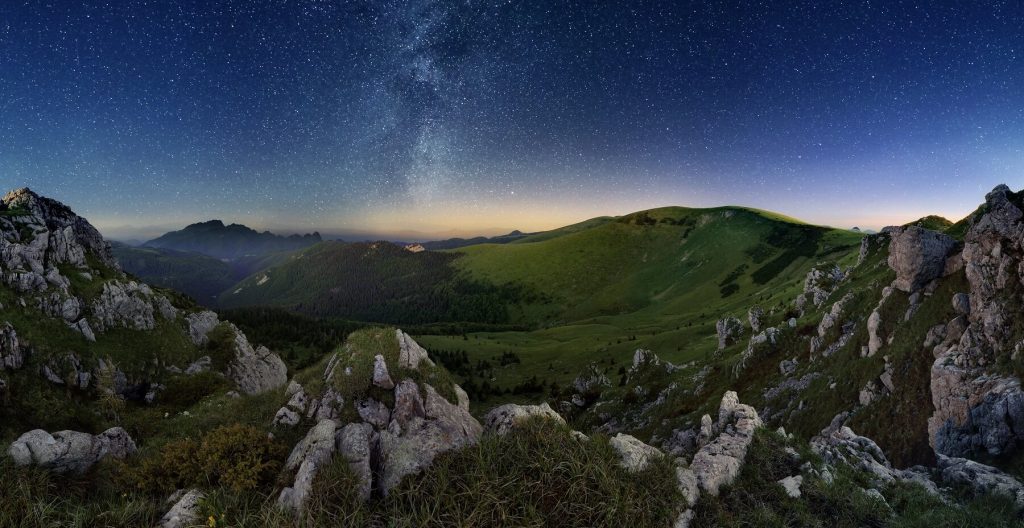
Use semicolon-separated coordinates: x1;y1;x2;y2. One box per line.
716;317;744;350
90;280;164;332
885;225;957;292
185;310;220;347
811;420;936;495
397;329;434;369
678;391;763;498
224;323;287;395
937;455;1024;509
159;489;205;528
483;402;566;436
795;266;847;315
0;322;24;370
573;363;611;396
748;306;765;333
279;419;338;513
278;331;482;512
609;433;663;472
8;426;136;474
929;185;1024;459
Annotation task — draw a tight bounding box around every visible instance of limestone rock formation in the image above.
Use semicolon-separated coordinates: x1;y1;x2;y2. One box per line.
0;322;24;370
224;323;288;395
885;225;957;292
937;455;1024;509
185;310;220;347
159;489;205;528
483;402;566;436
8;426;136;474
715;317;744;350
279;419;338;512
609;433;663;472
679;391;763;497
748;306;765;333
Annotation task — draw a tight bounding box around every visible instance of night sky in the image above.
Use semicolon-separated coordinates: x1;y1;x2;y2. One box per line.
2;1;1023;240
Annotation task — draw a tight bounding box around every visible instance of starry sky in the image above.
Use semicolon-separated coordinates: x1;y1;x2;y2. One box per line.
1;1;1023;240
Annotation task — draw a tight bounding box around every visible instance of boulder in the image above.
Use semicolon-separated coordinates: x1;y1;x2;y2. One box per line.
0;322;24;370
747;306;765;333
185;311;219;347
886;225;957;292
335;423;375;502
278;419;338;512
937;455;1024;509
224;324;287;395
609;433;663;472
482;402;566;436
715;317;744;350
8;426;136;474
952;293;971;316
397;329;434;369
777;475;803;498
372;354;395;389
686;391;762;496
90;280;158;332
159;489;205;528
573;363;611;395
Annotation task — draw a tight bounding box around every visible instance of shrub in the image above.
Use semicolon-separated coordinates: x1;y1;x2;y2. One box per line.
126;424;286;495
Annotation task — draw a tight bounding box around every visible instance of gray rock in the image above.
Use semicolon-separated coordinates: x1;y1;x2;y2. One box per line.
356;398;391;429
0;322;24;370
396;330;434;369
715;317;744;350
278;419;338;512
185;311;219;347
90;280;158;332
159;489;205;528
778;475;803;498
937;455;1024;509
748;306;765;333
377;382;481;495
273;407;301;427
886;225;957;292
67;318;96;342
224;324;287;395
952;292;971;315
372;354;395;389
184;356;211;375
335;422;374;502
573;363;611;395
482;402;566;436
609;433;663;472
8;426;136;474
688;391;763;496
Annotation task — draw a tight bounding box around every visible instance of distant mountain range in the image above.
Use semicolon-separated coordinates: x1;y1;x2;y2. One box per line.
419;230;531;250
143;220;321;260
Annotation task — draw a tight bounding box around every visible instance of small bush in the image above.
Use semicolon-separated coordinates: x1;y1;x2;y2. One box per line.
125;423;286;495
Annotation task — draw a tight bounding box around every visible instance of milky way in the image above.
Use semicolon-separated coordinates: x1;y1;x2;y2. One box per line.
1;1;1022;239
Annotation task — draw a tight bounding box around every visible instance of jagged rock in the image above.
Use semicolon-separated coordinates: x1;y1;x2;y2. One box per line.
37;292;80;322
184;356;211;375
817;293;853;340
609;433;663;472
185;311;219;347
0;322;24;370
796;266;847;314
886;225;957;292
8;427;136;474
224;324;287;395
67;318;96;342
937;455;1024;509
735;327;780;376
356;398;391;429
483;402;566;436
779;358;798;376
811;423;937;496
686;391;763;496
372;354;395;389
159;489;205;528
335;422;374;502
716;317;744;350
273;407;301;427
778;475;803;498
867;310;883;356
90;281;157;332
397;329;434;369
952;293;971;315
573;363;611;395
454;384;470;411
748;306;765;333
377;382;482;495
279;419;338;512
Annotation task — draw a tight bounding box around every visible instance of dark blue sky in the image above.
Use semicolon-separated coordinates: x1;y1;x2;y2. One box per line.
2;1;1022;239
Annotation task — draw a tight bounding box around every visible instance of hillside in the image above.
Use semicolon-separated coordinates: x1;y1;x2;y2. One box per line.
144;220;321;260
420;230;531;250
112;243;238;305
2;186;1024;526
217;241;531;325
